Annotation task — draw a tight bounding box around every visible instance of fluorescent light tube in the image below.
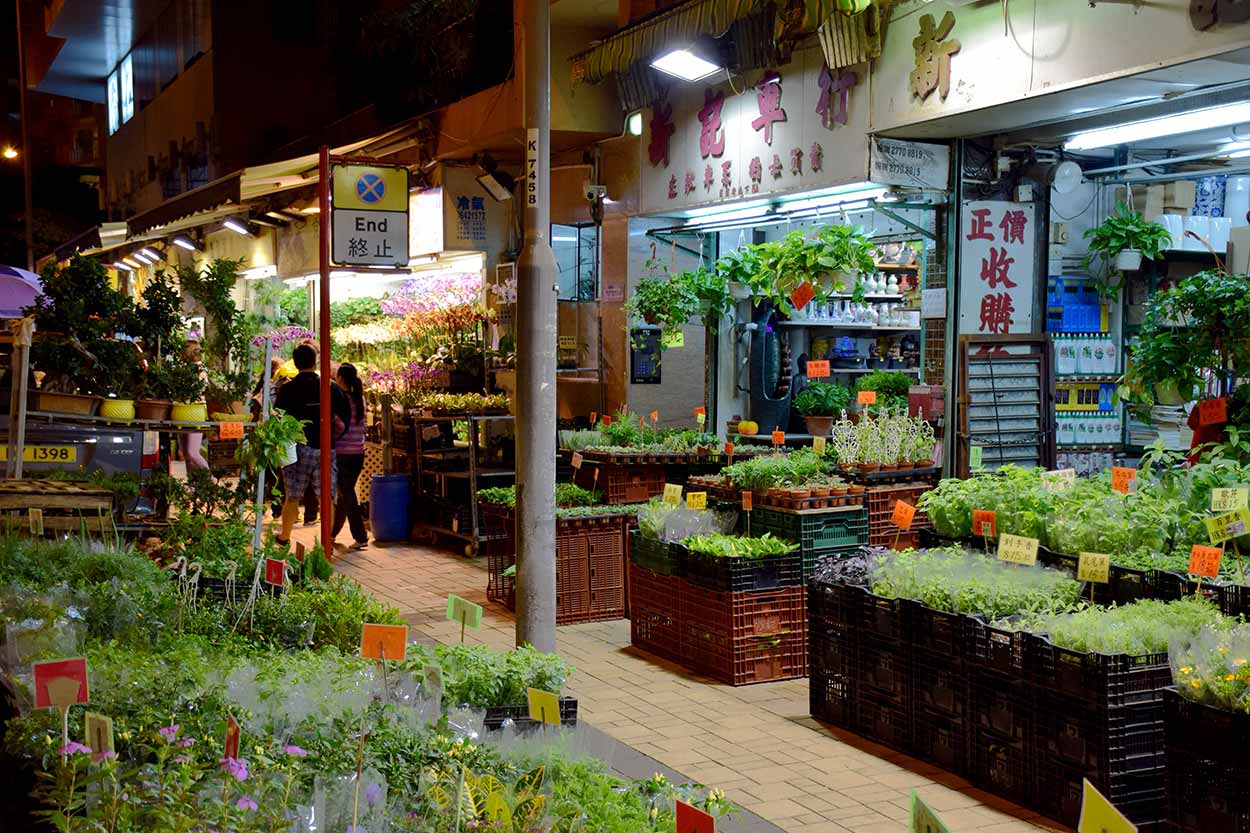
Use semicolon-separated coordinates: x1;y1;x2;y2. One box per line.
1065;102;1250;150
650;48;720;82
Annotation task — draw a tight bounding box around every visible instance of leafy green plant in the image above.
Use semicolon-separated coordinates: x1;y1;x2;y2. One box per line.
178;258;254;405
675;265;733;333
478;484;600;508
625;275;698;334
814;224;876;279
1084;203;1172;298
1173;623;1250;712
681;533;797;559
416;392;510;413
1024;596;1226;656
794;381;851;417
236;409;308;470
854;371;912;414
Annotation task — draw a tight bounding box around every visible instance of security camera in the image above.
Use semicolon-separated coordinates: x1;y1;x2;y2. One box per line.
584;183;607;202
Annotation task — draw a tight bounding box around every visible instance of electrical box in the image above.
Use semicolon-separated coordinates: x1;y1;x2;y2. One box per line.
1051;223;1070;244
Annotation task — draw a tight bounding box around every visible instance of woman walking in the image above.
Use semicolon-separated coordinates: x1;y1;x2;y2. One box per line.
332;363;369;550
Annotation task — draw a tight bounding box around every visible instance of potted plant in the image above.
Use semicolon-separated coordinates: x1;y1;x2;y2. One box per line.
178;258;256;415
93;339;143;420
624;271;697;345
1084;203;1173;295
236;408;306;470
153;359;208;422
676;265;733;333
814;225;876;294
793;381;851;436
716;246;762;300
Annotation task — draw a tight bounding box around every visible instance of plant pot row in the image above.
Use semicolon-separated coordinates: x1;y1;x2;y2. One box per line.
35;392;215;423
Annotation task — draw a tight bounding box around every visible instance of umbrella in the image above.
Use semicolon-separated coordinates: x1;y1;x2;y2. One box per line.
0;265;42;318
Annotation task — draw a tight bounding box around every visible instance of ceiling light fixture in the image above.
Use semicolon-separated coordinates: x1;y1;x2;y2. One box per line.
626;112;643;136
112;261;132;272
475;153;515;202
223;218;253;235
2;147;17;160
650;47;721;82
1064;101;1250;151
171;236;199;251
140;248;162;261
122;257;143;269
131;251;153;264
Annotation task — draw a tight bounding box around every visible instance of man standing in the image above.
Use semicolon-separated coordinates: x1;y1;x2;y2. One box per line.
275;343;351;546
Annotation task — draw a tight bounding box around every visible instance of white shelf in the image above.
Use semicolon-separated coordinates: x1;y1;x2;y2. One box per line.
823;367;922;375
777;321;922;333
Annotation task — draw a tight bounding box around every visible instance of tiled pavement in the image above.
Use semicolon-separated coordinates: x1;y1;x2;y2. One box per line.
296;530;1068;833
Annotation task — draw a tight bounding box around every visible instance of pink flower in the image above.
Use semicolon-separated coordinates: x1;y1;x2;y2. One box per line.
173;755;192;764
236;796;258;812
283;744;308;758
60;741;91;757
93;750;117;763
220;756;249;782
178;737;195;748
158;724;179;744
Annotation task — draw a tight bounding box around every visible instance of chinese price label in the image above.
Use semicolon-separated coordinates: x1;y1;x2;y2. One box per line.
224;714;240;760
649;410;659;423
972;509;997;538
910;790;952;833
998;533;1039;566
772;430;785;446
662;483;683;505
812;436;827;456
570;452;584;470
217;420;244;440
526;688;561;726
789;281;815;312
589;411;598;425
741;491;753;511
600;415;612;427
857;390;878;406
1077;552;1111;584
446;594;483;629
676;800;717;833
360;623;408;660
1190;544;1222;578
85;712;114;758
28;508;42;536
892;500;917;530
1199;397;1228;426
264;558;286;587
685;492;708;510
723;441;735;458
1111;467;1137;495
969;445;983;470
1212;487;1249;512
32;658;89;709
1042;468;1077;494
1205;508;1250;544
807;360;830;379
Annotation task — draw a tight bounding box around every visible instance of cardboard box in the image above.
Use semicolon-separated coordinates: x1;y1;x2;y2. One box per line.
1163;180;1196;209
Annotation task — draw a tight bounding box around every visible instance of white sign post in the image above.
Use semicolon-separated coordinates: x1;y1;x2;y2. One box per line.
958;201;1035;337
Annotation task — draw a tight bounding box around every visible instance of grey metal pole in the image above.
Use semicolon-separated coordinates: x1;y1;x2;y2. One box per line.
14;0;33;271
514;0;558;653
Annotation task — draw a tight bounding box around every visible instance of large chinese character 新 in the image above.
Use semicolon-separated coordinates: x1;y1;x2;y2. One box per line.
910;11;961;102
751;71;787;146
980;247;1017;289
648;102;675;168
697;89;726;158
979;292;1015;335
816;64;857;129
966;207;993;241
999;209;1028;245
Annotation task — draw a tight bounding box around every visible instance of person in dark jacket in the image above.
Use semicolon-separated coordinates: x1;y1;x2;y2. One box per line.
274;344;351;545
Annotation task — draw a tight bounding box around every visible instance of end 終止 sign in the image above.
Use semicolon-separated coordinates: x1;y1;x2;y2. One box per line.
331;164;410;267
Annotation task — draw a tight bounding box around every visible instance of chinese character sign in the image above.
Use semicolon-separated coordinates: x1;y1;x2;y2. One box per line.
958;201;1034;337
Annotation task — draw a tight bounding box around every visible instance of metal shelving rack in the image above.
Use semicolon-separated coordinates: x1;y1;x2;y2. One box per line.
411;412;514;556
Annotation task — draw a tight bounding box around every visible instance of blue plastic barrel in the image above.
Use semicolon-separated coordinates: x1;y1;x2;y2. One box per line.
369;474;411;542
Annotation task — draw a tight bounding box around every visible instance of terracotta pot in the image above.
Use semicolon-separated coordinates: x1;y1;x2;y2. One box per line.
882;463;899;471
813;499;828;509
790;488;811;499
753;490;768;505
768;488;784;498
811;487;830;498
171;402;208;422
830;486;847;496
137;399;173;420
37;391;99;416
917;459;935;469
848;484;866;495
862;463;881;472
803;415;834;437
99;398;136;420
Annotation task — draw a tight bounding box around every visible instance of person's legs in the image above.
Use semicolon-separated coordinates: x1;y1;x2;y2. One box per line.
278;445;314;543
279;497;300;542
178;433;209;469
303;483;318;524
334;453;367;544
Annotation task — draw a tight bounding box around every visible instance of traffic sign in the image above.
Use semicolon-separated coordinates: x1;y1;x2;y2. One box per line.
331;164;410;267
332;165;409;212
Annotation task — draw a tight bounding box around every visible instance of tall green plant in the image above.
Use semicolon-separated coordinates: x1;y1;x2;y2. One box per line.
179;258;254;404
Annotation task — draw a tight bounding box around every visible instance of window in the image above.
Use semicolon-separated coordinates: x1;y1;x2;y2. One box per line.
106;70;120;134
552;224;599;301
119;55;134;123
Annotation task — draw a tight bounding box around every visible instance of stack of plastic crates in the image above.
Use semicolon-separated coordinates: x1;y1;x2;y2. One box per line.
752;505;868;579
1047;277;1107;333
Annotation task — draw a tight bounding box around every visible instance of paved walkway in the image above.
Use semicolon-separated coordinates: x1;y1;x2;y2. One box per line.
296;530;1067;833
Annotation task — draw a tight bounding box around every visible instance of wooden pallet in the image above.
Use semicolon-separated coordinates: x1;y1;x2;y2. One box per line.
0;480;113;512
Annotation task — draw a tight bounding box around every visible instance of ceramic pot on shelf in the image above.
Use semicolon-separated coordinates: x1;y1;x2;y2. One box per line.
171;402;208;422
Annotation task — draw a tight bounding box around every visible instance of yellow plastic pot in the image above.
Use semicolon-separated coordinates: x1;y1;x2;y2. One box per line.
99;398;136;420
171;402;208;422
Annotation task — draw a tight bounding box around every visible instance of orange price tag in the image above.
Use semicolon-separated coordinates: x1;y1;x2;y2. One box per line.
1111;467;1137;495
650;410;659;423
858;390;878;406
224;714;240;760
741;490;753;511
892;501;916;530
217;420;244;440
807;360;830;379
723;441;735;457
972;509;997;538
771;430;785;446
693;406;706;418
789;281;815;311
571;452;584;469
639;417;645;428
600;415;612;427
1200;397;1228;426
361;623;409;661
1189;544;1222;578
589;411;598;425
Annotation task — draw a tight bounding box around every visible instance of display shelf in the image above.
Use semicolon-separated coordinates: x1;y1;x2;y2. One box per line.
874;262;920;271
22;410;251;434
1054;374;1120;382
823;293;909;301
827;367;922;375
776;322;922;333
423;468;515;479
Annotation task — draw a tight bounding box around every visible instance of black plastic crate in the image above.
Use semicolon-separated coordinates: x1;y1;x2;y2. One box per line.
906;600;976;658
484;697;578;731
858;633;909;702
1110;563;1152;604
680;546;802;593
857;695;911;750
1147;569;1221;606
969;672;1031;744
1036;758;1165;830
912;648;965;719
1164;686;1250;769
911;712;966;773
857;585;908;642
966;615;1026;676
808;578;862;632
1024;632;1171;707
801;545;861;582
810;623;855;680
810;671;856;730
1167;743;1250;833
969;728;1033;807
628;532;683;576
1035;695;1166;774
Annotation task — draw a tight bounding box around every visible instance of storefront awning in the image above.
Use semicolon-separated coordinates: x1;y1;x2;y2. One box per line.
126;174;243;236
571;0;765;86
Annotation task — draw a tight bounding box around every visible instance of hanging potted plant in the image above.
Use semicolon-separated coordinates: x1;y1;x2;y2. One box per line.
793;381;851;437
814;224;876;295
1084;204;1173;296
715;246;762;300
236;408;305;469
624;273;697;348
677;265;734;333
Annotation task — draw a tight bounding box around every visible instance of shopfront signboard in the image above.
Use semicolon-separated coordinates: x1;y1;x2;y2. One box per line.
331;164;410;267
639;46;870;214
870;138;950;191
958;201;1035;337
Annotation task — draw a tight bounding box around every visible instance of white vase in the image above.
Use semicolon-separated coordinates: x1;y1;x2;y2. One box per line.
729;282;752;300
1114;249;1143;271
887;275;900;295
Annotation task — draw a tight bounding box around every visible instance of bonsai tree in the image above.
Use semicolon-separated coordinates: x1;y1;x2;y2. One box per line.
1084;204;1173;299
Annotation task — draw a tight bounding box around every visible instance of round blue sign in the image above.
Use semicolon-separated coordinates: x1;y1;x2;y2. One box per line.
356;173;385;204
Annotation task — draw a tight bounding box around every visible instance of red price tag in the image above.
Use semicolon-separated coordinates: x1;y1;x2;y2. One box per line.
723;441;735;457
892;500;916;530
217;420;244;440
589;411;597;425
789;281;815;311
771;430;785;446
807;360;830;379
741;490;753;511
1190;544;1222;578
676;800;716;833
264;558;286;587
972;509;997;538
600;415;612;427
33;658;89;709
858;390;878;405
1111;467;1137;495
1200;397;1228;426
